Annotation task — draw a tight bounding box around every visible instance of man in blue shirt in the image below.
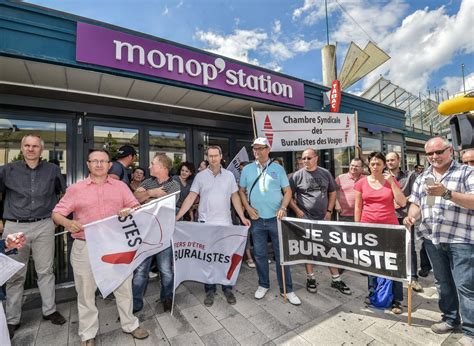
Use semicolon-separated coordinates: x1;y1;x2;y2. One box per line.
239;138;301;305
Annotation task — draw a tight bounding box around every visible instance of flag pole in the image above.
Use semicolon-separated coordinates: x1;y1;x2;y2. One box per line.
281;264;287;303
251;107;257;139
408;283;413;325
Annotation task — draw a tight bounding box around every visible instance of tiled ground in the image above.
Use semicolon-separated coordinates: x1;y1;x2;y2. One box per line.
8;263;473;345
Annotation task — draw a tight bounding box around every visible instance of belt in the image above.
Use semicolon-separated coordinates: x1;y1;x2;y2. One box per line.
5;217;48;223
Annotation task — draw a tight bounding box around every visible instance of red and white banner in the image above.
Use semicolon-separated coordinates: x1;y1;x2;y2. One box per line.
173;222;248;289
254;111;356;152
330;80;341;113
84;194;177;297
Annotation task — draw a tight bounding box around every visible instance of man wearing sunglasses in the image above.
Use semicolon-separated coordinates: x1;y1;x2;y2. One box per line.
404;136;474;337
289;148;352;296
461;149;474;167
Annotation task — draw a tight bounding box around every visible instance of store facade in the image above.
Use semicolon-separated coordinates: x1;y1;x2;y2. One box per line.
1;0;406;286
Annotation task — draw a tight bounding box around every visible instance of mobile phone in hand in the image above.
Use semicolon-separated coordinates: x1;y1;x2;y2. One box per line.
425;177;435;206
425;177;435;186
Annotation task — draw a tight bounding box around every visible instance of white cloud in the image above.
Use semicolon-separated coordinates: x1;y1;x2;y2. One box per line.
273;20;281;35
195;29;267;65
162;6;169;15
374;0;474;94
292;38;323;53
442;72;474;96
293;0;339;25
176;1;183;8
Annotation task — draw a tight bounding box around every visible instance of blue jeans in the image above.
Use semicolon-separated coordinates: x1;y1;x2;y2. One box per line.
132;246;174;312
424;239;474;336
250;217;293;293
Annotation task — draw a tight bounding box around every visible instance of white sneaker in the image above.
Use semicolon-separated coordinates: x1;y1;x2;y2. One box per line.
254;286;269;299
281;292;301;305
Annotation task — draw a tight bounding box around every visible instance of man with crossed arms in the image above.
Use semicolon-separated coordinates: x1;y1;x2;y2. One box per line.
176;145;250;307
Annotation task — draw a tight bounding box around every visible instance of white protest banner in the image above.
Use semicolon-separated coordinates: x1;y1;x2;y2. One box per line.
226;146;249;182
84;193;177;297
173;222;248;289
254;111;356;152
0;254;24;286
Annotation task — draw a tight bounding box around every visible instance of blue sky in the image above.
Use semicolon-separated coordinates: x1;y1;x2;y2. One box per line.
27;0;473;99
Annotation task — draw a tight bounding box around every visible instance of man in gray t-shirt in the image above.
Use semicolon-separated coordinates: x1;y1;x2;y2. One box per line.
289;148;352;296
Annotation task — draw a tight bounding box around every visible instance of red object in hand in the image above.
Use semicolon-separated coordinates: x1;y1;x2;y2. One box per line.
227;253;243;279
102;250;137;264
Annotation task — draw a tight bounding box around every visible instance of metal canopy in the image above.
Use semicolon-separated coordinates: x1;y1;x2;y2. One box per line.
361;76;452;135
0;56;290;118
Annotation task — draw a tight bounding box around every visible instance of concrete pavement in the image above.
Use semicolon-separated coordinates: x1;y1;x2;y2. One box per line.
7;262;473;345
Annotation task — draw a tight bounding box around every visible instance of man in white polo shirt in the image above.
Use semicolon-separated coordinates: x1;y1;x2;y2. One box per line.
176;146;250;307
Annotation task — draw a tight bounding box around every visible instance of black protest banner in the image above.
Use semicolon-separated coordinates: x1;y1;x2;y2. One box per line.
279;217;409;281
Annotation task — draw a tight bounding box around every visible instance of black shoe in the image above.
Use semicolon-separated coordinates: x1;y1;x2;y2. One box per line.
331;280;352;295
7;324;20;339
306;278;318;293
204;292;215;307
418;268;430;277
223;290;236;305
163;299;173;312
43;311;67;325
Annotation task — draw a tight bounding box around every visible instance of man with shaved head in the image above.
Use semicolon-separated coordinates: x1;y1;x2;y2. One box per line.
404;136;474;337
289;148;352;295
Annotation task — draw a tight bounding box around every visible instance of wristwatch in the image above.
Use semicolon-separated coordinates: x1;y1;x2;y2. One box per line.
442;189;452;200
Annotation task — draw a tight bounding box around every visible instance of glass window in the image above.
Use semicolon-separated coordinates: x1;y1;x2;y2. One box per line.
149;130;186;172
361;137;381;155
0;118;67;174
333;147;355;177
93;125;139;160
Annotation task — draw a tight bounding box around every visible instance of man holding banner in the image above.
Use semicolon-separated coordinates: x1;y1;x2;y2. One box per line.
176;146;250;307
289;148;352;295
52;149;149;345
239;138;301;305
132;153;180;313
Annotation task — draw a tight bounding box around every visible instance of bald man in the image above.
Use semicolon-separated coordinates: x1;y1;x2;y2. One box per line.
461;149;474;167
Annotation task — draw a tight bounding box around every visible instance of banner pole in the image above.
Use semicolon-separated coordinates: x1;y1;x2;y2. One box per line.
281;264;287;303
354;111;360;158
408;283;413;326
251;107;257;139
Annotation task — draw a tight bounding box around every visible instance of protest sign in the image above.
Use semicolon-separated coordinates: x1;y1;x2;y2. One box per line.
226;146;249;182
85;194;177;297
174;222;248;288
253;111;356;152
279;217;410;281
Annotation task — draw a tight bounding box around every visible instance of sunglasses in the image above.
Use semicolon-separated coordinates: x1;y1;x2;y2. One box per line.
426;146;450;156
302;156;315;160
463;160;474;165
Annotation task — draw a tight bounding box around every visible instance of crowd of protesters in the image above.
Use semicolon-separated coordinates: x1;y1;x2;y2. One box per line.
0;134;473;345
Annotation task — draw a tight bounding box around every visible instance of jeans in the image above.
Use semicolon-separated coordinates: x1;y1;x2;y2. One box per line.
424;239;473;336
368;276;403;303
132;246;174;312
250;217;293;293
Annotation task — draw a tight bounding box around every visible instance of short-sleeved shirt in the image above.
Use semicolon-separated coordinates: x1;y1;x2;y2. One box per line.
290;167;336;220
409;161;474;244
191;167;238;225
108;161;129;185
0;160;66;220
354;177;400;225
240;160;289;219
335;172;362;217
139;176;181;197
53;176;139;240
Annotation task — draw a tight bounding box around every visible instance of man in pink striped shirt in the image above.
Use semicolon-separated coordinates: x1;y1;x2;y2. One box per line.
335;158;364;221
52;149;149;346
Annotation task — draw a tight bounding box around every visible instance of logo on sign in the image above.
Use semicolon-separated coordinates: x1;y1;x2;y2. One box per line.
330;80;341;113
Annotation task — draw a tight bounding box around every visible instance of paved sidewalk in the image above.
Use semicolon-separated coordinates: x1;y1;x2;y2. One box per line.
8;263;473;345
